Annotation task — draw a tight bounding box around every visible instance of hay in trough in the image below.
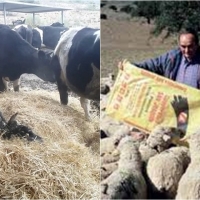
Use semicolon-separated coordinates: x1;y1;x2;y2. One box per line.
0;90;100;199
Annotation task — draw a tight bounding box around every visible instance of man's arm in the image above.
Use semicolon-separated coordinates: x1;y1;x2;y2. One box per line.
132;50;173;76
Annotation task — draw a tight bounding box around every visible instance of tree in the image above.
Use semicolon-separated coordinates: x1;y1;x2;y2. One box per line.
134;1;160;24
120;1;200;38
153;1;200;38
120;2;160;24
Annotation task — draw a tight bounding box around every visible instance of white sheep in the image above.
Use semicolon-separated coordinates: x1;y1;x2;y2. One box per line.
100;116;130;138
176;130;200;200
100;125;130;156
139;126;185;163
101;151;120;165
101;162;118;180
147;146;190;199
101;137;147;199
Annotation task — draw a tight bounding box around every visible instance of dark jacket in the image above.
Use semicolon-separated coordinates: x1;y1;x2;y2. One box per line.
133;48;187;81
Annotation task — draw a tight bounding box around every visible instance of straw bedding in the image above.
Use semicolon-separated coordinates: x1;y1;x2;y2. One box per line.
0;90;100;199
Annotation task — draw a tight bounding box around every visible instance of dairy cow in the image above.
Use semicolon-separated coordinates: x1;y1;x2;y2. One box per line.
32;27;43;49
51;27;100;120
37;25;68;49
13;24;43;49
13;24;33;44
9;25;44;91
0;24;55;92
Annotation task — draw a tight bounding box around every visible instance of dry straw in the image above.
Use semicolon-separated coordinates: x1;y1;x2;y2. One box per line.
0;90;100;199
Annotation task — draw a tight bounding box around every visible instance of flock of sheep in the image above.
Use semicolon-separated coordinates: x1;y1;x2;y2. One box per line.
100;77;200;200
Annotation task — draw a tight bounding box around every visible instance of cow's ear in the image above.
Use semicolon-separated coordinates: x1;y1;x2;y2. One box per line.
38;50;45;60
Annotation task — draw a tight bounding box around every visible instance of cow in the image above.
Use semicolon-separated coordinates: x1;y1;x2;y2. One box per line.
32;27;43;49
0;24;55;92
37;25;68;49
13;24;33;44
13;24;43;49
51;27;100;120
9;25;44;91
50;22;65;27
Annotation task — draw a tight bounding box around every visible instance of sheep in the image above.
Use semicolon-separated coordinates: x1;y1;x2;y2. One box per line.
100;114;129;137
101;137;147;199
139;126;185;163
101;151;120;165
146;126;185;151
147;146;190;199
176;130;200;199
101;162;118;180
100;126;130;156
101;137;117;156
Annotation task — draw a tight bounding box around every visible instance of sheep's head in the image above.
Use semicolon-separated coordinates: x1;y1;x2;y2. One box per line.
147;126;185;152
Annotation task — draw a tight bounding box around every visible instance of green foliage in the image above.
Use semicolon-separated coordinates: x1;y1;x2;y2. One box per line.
121;2;160;24
120;1;200;38
153;1;200;37
133;1;160;24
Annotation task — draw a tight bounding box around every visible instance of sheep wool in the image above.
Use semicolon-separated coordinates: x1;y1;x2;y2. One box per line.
101;162;118;180
139;126;184;164
146;126;184;152
147;146;190;199
176;131;200;200
101;137;147;199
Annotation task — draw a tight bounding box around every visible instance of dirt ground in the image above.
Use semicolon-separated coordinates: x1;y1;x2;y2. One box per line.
101;2;176;78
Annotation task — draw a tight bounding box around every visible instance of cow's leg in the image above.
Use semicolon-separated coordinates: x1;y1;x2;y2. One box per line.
51;55;68;104
13;78;20;92
80;97;90;121
2;78;8;91
57;79;68;105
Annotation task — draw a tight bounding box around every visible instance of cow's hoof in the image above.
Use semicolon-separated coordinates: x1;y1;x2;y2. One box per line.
60;100;68;105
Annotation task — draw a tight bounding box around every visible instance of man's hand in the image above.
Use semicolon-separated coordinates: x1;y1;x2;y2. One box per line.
170;95;189;117
170;95;189;132
118;61;124;70
118;59;129;71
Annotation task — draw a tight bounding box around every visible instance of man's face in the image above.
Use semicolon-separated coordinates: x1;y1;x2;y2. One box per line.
179;33;198;61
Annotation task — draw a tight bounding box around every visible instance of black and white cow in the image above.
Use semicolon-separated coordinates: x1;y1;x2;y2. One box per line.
37;25;68;49
13;24;33;44
13;24;43;49
9;25;44;91
0;24;55;92
51;27;100;120
32;27;43;49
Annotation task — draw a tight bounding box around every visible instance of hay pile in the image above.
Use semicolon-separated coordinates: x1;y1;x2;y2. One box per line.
0;90;100;199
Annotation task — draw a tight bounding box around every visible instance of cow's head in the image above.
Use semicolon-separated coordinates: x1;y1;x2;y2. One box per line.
35;50;56;83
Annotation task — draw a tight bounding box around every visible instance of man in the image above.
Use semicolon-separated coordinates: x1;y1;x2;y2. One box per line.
119;28;200;89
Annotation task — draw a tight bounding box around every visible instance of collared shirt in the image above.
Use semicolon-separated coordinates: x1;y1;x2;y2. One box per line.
175;55;200;88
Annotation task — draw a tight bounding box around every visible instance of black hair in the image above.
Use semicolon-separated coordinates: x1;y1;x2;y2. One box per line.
179;27;199;45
